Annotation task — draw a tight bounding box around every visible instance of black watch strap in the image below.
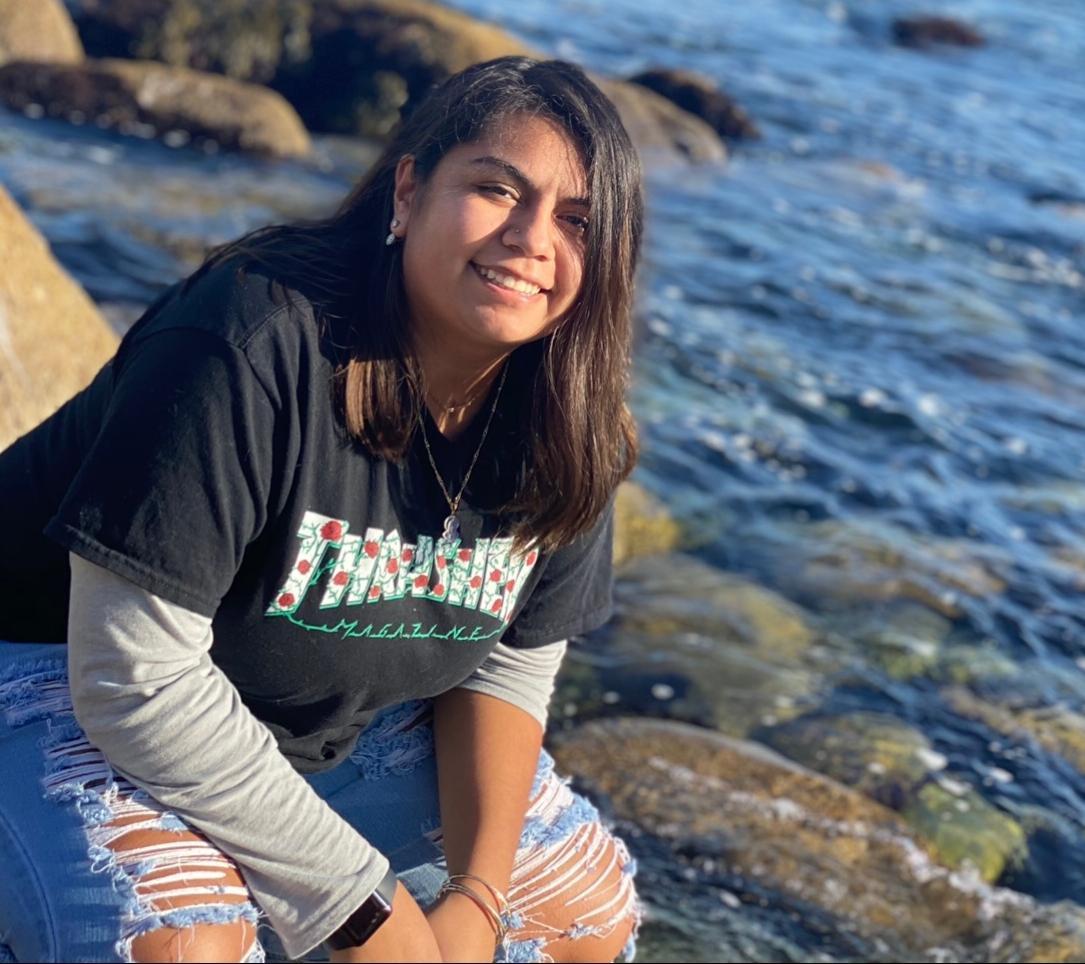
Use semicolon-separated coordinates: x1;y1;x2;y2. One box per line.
325;865;398;950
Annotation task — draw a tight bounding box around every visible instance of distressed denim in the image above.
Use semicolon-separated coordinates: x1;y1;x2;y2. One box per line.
0;642;639;962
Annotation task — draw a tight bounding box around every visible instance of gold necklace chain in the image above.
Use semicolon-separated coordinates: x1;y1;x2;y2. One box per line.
418;361;509;542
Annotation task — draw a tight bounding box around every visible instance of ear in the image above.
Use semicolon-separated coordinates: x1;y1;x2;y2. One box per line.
392;155;419;235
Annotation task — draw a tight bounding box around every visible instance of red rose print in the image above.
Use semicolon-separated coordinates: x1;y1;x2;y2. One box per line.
433;583;445;595
387;559;399;574
333;571;349;586
526;551;538;566
369;586;381;600
403;549;414;562
278;593;295;608
437;557;447;569
505;580;516;592
490;600;502;614
469;575;482;589
458;549;471;562
364;541;379;558
414;575;428;590
297;559;312;574
490;569;502;582
321;520;343;541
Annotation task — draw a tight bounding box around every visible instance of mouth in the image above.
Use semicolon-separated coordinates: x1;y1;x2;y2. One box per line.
471;262;548;298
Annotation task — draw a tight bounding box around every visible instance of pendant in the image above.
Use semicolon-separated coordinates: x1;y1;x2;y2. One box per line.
442;513;461;541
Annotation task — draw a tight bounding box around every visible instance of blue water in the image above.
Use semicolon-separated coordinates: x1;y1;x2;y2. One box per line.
2;0;1084;958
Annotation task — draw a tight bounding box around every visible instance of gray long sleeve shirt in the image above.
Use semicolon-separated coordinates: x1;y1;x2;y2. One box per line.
66;552;565;958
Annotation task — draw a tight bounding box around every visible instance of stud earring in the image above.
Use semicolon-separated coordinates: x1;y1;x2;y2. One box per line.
385;217;401;246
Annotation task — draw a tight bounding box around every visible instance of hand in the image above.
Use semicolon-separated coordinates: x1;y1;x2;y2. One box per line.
426;890;502;963
329;881;443;963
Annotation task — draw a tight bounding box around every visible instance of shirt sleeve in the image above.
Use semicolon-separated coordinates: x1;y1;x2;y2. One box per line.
66;553;389;959
500;499;616;649
455;639;567;726
45;326;280;617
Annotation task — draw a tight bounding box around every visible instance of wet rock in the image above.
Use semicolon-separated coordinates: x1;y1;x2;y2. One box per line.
553;553;821;734
0;0;84;67
944;685;1085;778
891;16;986;49
627;68;759;141
0;58;311;158
757;711;934;805
0;186;118;449
595;76;727;164
902;780;1027;884
765;517;1007;618
68;0;727;162
842;600;951;679
552;717;1085;961
613;482;683;567
617;553;816;663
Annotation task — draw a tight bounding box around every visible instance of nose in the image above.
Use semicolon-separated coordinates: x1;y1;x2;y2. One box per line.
503;203;555;260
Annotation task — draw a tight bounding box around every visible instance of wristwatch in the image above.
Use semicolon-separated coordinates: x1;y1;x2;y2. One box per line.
325;865;399;950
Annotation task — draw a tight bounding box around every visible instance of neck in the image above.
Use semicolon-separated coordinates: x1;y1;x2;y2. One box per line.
412;335;510;441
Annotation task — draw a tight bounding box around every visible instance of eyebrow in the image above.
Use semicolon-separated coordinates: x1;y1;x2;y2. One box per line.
470;155;590;208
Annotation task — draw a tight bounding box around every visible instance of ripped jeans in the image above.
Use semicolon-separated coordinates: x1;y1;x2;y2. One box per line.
0;643;639;962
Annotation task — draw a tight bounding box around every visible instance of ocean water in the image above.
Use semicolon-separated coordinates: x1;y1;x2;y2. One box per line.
1;0;1084;959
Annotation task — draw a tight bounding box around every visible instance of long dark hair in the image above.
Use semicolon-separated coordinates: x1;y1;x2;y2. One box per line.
192;56;643;554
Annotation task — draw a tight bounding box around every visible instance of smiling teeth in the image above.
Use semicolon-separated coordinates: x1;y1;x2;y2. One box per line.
478;265;540;295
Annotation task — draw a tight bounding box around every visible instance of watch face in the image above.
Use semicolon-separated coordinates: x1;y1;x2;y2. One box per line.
326;871;397;950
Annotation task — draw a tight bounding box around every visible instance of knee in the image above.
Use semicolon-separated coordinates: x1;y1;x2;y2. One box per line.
129;920;258;963
506;822;640;964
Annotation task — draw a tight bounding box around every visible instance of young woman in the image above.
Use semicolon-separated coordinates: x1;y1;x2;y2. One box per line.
0;56;643;963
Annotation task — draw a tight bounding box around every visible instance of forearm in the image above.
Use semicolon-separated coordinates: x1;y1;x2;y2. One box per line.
66;554;389;960
431;687;544;958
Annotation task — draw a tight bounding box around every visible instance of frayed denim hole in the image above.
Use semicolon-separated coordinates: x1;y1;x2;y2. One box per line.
530;748;556;798
497;935;548;963
350;700;435;780
519;788;601;849
117;902;263;963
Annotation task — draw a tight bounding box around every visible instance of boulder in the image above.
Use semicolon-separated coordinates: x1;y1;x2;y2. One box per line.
757;710;1028;881
551;717;1085;961
595;76;727;164
68;0;728;161
891;16;985;49
628;67;759;140
0;186;118;449
0;0;84;67
0;58;311;158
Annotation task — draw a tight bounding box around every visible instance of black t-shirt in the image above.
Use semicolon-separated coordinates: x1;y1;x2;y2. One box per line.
0;261;614;772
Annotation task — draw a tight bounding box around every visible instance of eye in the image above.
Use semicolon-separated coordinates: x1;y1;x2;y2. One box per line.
478;183;517;200
562;213;590;235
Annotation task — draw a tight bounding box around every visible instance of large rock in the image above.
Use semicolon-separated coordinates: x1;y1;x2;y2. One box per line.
552;717;1085;962
68;0;727;161
0;58;311;158
0;0;84;67
596;76;726;164
891;16;986;49
0;187;118;449
628;68;759;141
757;710;1028;882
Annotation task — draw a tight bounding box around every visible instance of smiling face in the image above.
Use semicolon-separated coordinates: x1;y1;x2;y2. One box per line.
393;114;590;362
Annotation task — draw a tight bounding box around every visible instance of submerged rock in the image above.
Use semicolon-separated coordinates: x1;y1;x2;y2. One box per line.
891;16;986;49
613;482;683;567
0;186;118;449
552;717;1085;962
0;0;84;67
628;68;760;141
0;58;311;158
